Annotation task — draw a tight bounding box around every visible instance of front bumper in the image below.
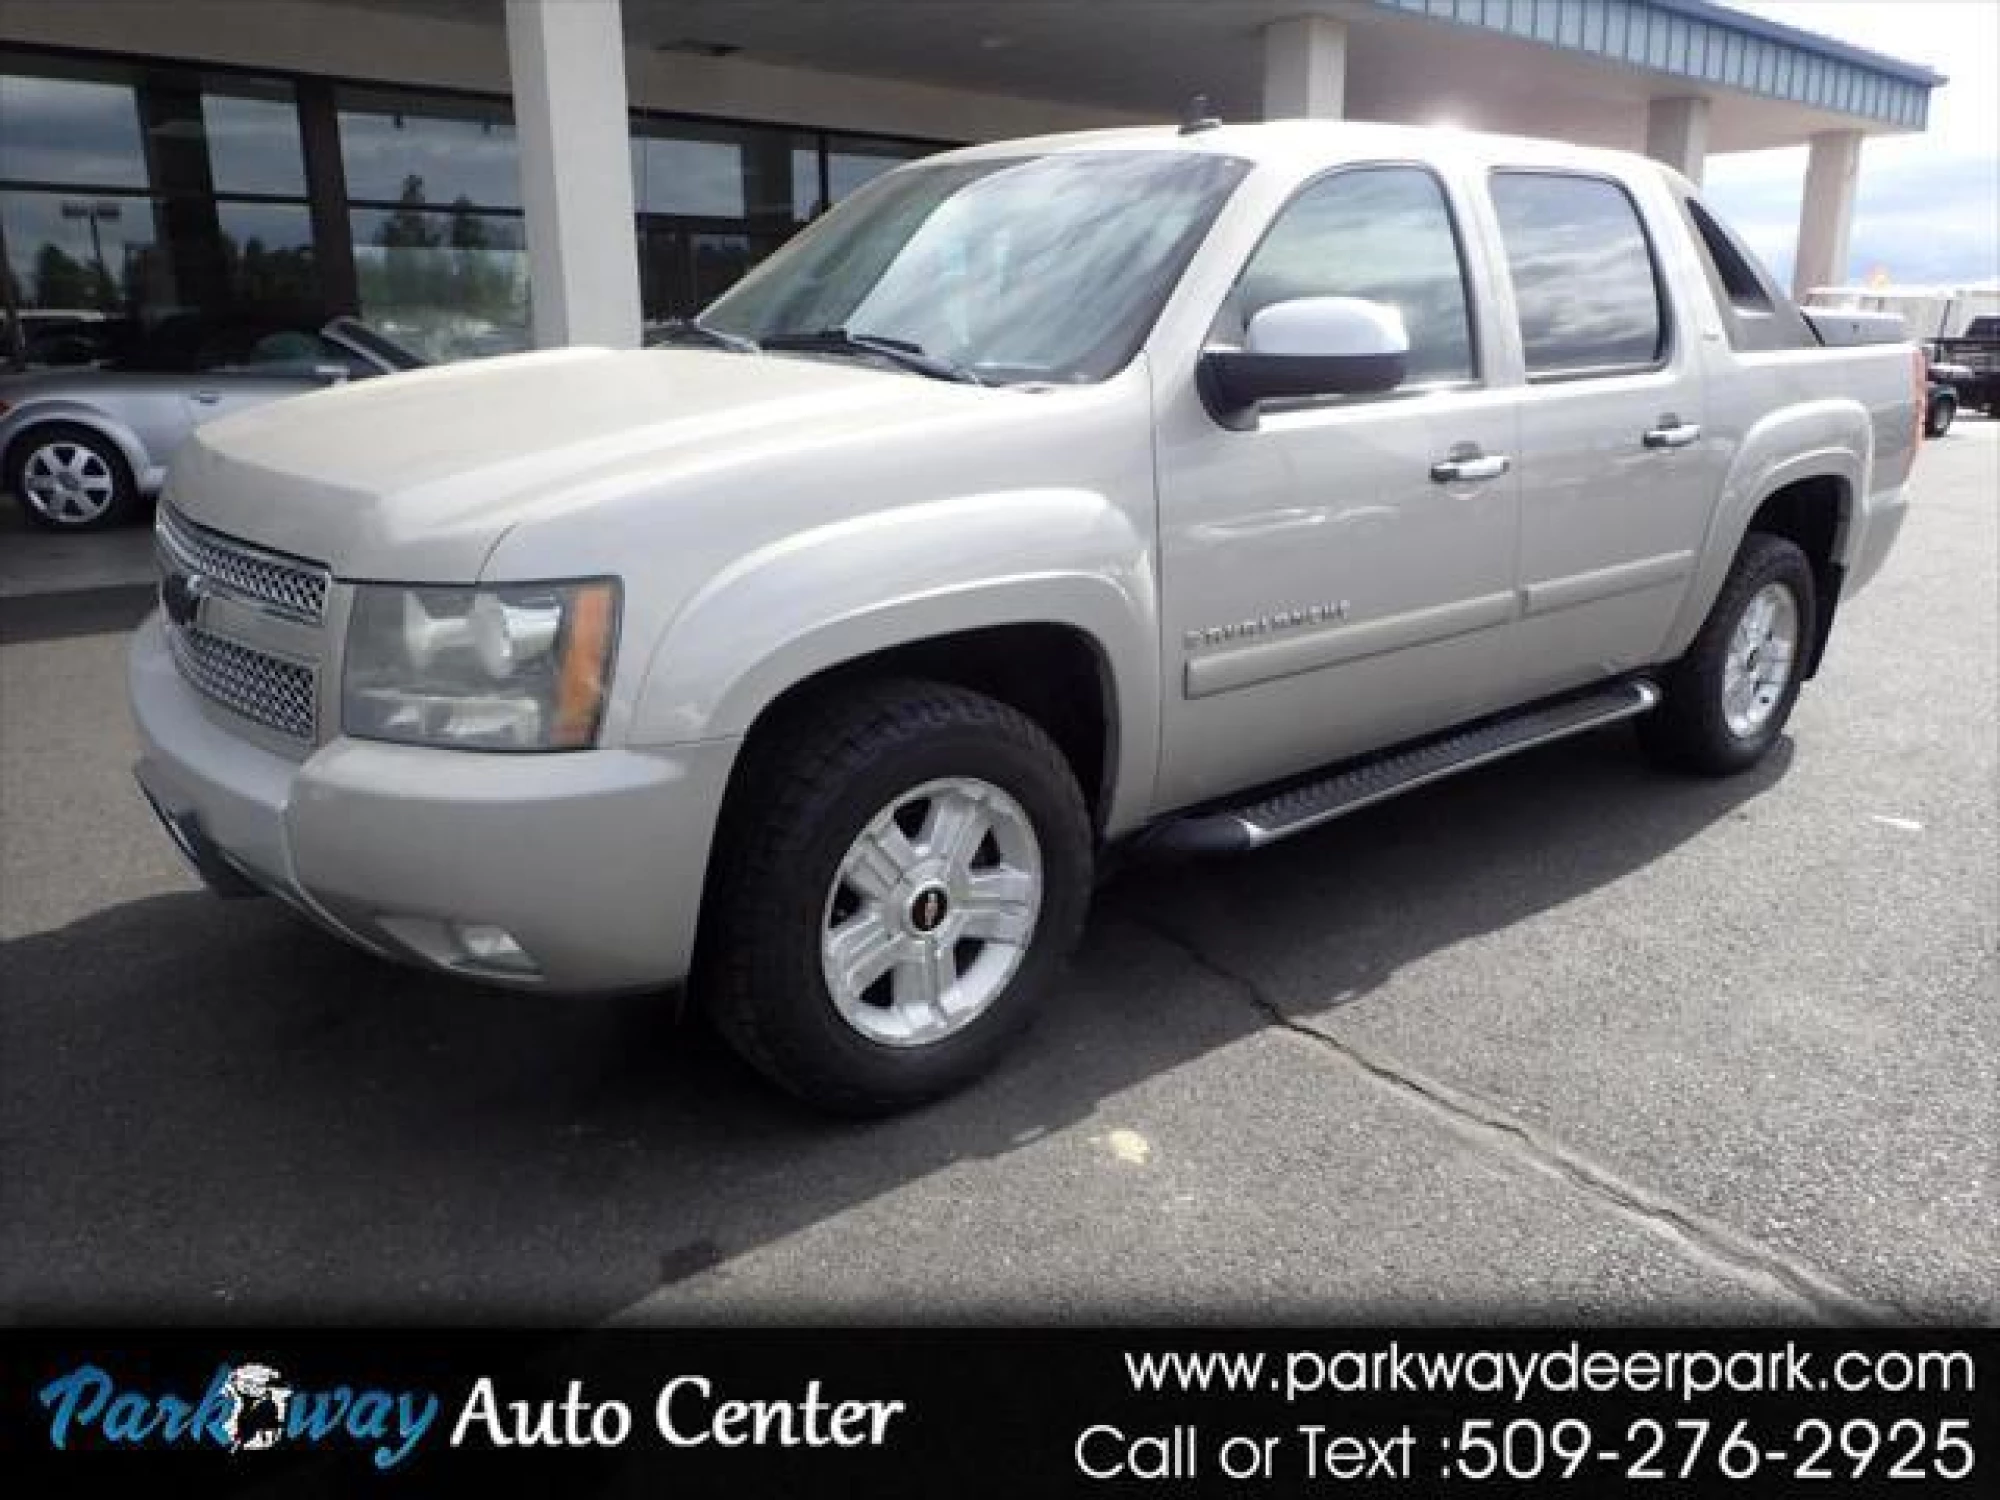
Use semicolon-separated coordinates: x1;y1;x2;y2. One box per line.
130;613;738;992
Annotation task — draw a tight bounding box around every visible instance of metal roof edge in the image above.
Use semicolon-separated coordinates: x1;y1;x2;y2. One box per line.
1650;0;1947;88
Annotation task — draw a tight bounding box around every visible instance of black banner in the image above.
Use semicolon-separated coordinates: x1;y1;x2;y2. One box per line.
3;1329;1993;1495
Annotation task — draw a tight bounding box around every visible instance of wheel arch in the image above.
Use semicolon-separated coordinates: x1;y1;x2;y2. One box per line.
624;489;1162;837
722;621;1123;837
1;405;152;493
1665;404;1867;679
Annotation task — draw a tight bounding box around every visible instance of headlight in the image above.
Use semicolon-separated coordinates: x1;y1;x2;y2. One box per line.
342;579;619;750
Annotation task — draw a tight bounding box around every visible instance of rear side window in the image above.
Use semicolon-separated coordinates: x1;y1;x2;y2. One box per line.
1680;196;1816;351
1490;172;1666;377
1217;165;1476;387
1686;198;1771;316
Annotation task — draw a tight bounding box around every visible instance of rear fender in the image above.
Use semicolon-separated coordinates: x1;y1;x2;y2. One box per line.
1661;399;1866;660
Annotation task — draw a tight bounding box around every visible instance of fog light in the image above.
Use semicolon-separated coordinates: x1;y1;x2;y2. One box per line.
450;922;539;976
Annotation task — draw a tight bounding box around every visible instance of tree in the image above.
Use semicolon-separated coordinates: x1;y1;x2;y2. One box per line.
376;175;439;250
34;243;95;309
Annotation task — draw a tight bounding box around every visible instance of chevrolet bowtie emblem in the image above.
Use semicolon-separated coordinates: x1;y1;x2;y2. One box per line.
162;568;207;630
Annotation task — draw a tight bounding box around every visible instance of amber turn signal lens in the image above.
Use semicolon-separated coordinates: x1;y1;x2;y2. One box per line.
551;581;618;749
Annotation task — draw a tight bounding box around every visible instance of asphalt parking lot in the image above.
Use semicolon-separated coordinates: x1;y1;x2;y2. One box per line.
1;422;1994;1327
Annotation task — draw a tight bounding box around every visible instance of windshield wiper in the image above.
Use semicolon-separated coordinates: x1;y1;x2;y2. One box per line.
648;318;758;353
759;328;985;385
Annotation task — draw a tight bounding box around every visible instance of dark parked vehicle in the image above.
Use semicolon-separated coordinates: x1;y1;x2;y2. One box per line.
0;313;423;531
1925;361;1964;438
1930;315;2000;416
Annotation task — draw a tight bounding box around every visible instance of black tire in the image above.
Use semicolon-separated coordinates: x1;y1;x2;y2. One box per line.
1640;532;1817;776
4;423;140;531
698;679;1093;1114
1927;395;1955;438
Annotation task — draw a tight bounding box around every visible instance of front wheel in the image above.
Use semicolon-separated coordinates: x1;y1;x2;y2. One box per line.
699;680;1093;1113
1927;395;1955;438
1641;532;1816;776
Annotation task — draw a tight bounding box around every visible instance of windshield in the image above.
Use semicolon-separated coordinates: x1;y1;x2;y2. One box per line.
701;150;1250;385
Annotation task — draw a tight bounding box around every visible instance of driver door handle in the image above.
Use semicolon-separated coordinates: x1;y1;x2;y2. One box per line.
1430;447;1511;483
1643;417;1702;449
191;389;222;405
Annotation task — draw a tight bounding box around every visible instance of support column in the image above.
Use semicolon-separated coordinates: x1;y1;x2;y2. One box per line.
1644;96;1710;184
1262;16;1347;120
1792;129;1863;301
505;0;641;348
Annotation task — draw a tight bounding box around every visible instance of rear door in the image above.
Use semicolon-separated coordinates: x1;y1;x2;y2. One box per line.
1487;169;1716;698
1154;163;1523;812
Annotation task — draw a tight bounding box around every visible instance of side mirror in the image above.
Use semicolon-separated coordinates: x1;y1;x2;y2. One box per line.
1198;296;1410;422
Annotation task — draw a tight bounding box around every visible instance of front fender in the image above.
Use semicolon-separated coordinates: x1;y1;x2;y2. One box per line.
1661;399;1866;659
0;400;158;491
627;488;1161;834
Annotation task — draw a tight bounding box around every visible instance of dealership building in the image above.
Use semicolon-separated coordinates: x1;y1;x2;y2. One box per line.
0;0;1943;361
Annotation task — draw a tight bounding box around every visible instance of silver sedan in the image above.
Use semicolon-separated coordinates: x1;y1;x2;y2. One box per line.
0;315;422;531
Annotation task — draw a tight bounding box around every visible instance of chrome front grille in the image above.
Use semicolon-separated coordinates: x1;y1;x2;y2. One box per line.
157;506;329;623
167;626;318;741
156;507;330;742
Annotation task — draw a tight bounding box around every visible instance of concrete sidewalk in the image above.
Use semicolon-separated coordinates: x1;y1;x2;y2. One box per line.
0;501;157;600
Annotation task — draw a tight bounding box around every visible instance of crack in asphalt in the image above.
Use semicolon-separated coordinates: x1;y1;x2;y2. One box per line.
1123;913;1902;1326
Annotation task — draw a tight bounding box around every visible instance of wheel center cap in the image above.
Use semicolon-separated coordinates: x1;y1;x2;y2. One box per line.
907;884;950;935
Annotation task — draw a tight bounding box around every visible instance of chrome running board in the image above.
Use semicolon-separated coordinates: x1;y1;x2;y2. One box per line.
1147;679;1662;855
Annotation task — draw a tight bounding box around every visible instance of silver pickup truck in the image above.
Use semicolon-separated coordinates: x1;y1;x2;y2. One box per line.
131;121;1920;1111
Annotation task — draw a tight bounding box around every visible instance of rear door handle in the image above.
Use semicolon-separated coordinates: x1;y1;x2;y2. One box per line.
191;389;222;405
1430;451;1511;483
1643;420;1702;449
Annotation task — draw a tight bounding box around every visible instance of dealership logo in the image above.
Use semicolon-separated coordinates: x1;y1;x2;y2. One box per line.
220;1363;291;1452
38;1361;440;1470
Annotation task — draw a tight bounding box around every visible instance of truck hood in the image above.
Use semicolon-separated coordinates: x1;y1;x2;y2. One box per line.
166;346;989;579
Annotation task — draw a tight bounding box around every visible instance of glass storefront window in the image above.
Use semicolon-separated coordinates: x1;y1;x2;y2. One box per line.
791;146;825;221
826;136;932;207
632;118;820;224
203;88;307;197
4;52;950;364
0;71;147;189
4;58;326;362
633;130;745;220
2;189;168;315
350;206;528;362
338;90;520;208
217;201;319;310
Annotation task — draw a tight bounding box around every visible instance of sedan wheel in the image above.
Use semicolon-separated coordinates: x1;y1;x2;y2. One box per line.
9;429;136;531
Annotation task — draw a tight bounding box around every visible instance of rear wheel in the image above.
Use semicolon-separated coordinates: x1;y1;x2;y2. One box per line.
6;424;139;531
1641;532;1816;776
699;680;1093;1113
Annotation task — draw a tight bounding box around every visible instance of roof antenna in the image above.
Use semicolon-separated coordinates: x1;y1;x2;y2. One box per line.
1180;94;1222;134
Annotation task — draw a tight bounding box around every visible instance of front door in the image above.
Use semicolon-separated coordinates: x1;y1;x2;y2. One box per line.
1155;165;1523;812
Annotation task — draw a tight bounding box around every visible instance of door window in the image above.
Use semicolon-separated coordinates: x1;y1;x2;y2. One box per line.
1218;166;1476;388
1489;172;1666;377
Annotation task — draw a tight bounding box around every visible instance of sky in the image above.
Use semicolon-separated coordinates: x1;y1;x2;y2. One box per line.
1702;1;2000;289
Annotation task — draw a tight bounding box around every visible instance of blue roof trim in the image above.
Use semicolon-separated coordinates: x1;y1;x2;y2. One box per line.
1367;0;1941;130
1650;0;1944;87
